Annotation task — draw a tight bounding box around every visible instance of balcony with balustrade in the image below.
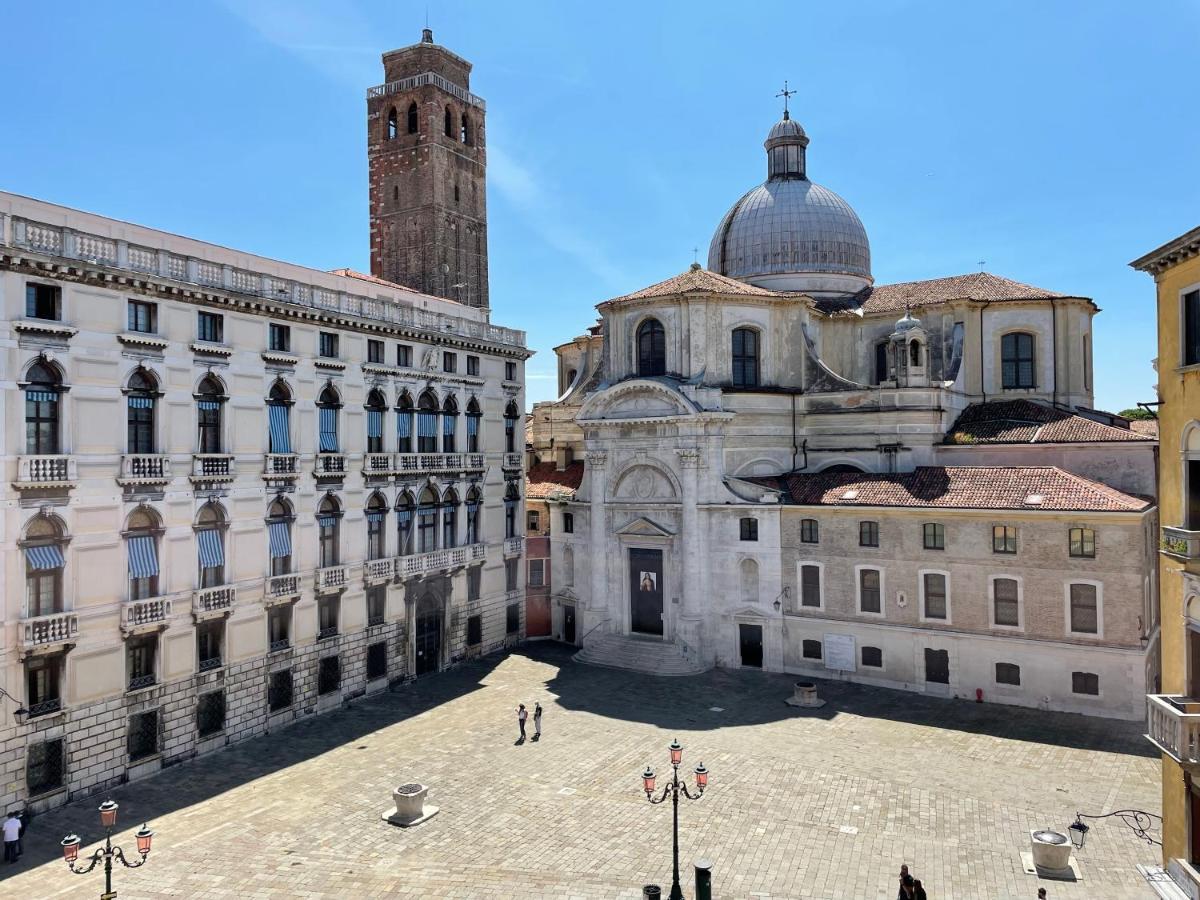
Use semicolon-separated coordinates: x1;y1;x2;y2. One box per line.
117;454;172;486
1163;525;1200;561
191;453;235;485
505;536;524;557
192;585;236;620
21;611;79;652
395;543;486;578
395;453;485;476
14;455;78;491
120;596;173;634
263;453;299;480
364;557;394;585
1147;694;1200;765
502;452;523;471
363;453;395;478
314;453;348;480
315;564;349;594
265;572;302;605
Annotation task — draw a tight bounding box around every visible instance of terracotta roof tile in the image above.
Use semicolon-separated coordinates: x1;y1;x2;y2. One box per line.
845;272;1077;315
1130;419;1159;438
605;265;779;304
526;461;585;500
944;400;1152;445
767;466;1150;512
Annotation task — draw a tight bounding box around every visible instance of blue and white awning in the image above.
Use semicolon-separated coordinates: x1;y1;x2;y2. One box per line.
268;404;291;453
24;544;65;570
442;416;455;436
127;536;159;578
417;412;437;438
397;412;411;439
25;390;57;403
196;400;220;411
268;521;292;559
128;396;154;409
367;409;382;439
197;529;225;568
319;408;338;452
317;515;338;528
467;416;479;438
366;510;387;523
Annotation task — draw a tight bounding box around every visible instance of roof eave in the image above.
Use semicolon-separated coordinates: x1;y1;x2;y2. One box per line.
1129;225;1200;273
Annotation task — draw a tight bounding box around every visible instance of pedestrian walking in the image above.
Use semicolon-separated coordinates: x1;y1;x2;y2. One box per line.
516;703;527;742
1037;889;1047;899
533;703;543;741
912;878;927;900
897;864;910;900
899;874;915;899
2;812;19;864
16;807;28;859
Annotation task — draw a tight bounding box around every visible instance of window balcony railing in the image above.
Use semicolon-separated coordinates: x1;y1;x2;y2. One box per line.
21;612;78;650
16;454;77;487
364;557;394;584
316;564;349;593
502;452;523;470
317;625;339;641
368;612;386;627
315;453;347;478
1147;694;1200;764
1163;526;1200;560
265;573;301;603
269;637;290;653
191;453;235;481
395;453;483;475
128;673;157;691
192;585;236;619
363;452;395;476
263;453;299;478
198;656;222;673
505;536;524;557
27;697;63;719
121;596;172;633
118;453;172;484
396;543;484;578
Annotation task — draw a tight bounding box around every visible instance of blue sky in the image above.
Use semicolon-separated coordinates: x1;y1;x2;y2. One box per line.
3;1;1196;411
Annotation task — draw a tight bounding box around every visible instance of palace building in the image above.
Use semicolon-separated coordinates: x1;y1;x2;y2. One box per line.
527;106;1158;718
0;30;528;815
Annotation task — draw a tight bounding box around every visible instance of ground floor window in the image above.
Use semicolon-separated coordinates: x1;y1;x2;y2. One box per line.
367;642;388;680
506;603;520;635
268;669;293;711
197;690;225;737
128;710;159;762
318;655;341;695
802;639;822;660
1071;671;1099;695
27;738;65;795
467;614;482;646
995;662;1021;686
861;646;883;668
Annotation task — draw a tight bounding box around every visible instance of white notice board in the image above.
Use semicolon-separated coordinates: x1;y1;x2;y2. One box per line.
823;633;856;672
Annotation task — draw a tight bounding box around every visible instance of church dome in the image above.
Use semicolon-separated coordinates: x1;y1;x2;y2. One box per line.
708;113;871;296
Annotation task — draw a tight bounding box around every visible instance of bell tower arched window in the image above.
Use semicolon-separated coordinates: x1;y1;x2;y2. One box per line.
909;339;922;367
387;107;398;140
461;114;472;145
637;319;666;377
25;360;61;454
127;369;158;454
732;328;759;388
406;101;418;134
444;105;453;137
1001;332;1036;389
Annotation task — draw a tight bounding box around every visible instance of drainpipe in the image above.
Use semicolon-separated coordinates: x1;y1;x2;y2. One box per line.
979;301;989;403
1050;300;1058;406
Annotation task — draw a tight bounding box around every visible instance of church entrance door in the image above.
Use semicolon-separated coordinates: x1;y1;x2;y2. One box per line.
415;595;442;676
738;624;763;668
629;548;664;636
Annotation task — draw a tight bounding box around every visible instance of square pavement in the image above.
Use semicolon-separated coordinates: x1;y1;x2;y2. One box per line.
2;643;1162;898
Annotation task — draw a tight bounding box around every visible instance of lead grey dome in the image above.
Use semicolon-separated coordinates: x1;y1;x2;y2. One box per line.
708;116;872;296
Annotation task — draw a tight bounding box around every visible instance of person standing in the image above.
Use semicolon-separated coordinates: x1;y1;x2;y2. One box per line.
516;703;527;742
912;879;927;900
2;812;20;864
533;703;543;741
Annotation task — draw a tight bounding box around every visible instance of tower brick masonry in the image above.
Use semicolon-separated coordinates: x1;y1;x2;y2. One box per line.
368;28;489;308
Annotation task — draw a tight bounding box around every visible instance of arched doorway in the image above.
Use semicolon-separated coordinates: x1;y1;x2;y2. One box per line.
414;593;442;676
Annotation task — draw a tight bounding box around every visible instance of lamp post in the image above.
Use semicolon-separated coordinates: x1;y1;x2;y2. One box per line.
60;800;154;899
642;738;709;900
0;687;29;725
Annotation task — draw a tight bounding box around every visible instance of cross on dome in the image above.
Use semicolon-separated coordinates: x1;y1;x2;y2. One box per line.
776;81;797;120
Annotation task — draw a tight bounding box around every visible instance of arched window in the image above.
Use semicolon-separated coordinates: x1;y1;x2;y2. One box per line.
465;487;482;545
24;360;61;454
731;328;759;388
461;113;472;145
23;515;66;617
466;397;482;453
127;368;158;454
504;400;519;454
317;385;340;453
874;341;889;385
267;497;294;576
386;106;398;140
1001;332;1036;389
740;558;759;605
442;488;459;549
637;318;666;376
125;507;161;601
441;395;458;453
407;101;418;134
196;503;226;588
197;375;224;454
366;389;387;454
417;390;439;454
909;339;922;367
366;494;388;561
504;481;520;539
444;105;453;137
267;381;293;454
396;492;416;556
396;391;414;454
417;487;440;553
317;496;340;568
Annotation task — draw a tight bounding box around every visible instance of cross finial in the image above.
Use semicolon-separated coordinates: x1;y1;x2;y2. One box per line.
977;259;986;271
776;80;797;120
692;246;699;264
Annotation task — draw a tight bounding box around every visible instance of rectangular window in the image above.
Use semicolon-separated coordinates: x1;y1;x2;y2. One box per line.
317;655;341;695
196;620;223;671
923;572;947;620
268;605;291;651
992;577;1020;627
318;598;339;639
995;662;1021;686
127;710;159;761
269;323;290;352
26;654;62;716
505;361;516;381
467;614;482;646
740;518;759;541
506;558;518;592
26;282;62;320
528;510;540;532
1069;583;1099;634
528;559;545;587
800;564;821;608
1001;332;1036;389
367;584;386;625
506;602;520;634
467;355;480;376
922;523;945;550
127;635;157;689
196;690;225;737
468;566;481;602
992;525;1017;554
319;332;338;358
27;738;65;796
861;646;883;668
443;351;457;373
1184;289;1200;367
802;639;822;660
127;300;156;333
367;339;384;363
859;521;879;548
800;519;819;544
1069;527;1096;558
397;344;412;367
268;669;293;711
198;311;223;343
1072;671;1099;695
858;568;881;614
563;513;574;534
366;642;388;681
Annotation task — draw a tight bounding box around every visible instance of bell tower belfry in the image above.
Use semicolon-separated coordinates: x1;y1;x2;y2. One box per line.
367;28;489;308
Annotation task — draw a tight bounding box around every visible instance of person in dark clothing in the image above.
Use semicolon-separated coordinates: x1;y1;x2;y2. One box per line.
516;703;527;742
912;878;927;900
899;874;915;898
16;808;28;858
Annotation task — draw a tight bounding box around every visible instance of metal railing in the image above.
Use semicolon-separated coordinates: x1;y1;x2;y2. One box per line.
128;673;157;691
1163;526;1200;560
317;625;339;641
121;596;172;631
16;455;76;484
120;454;171;482
193;585;236;617
192;454;234;478
1146;694;1200;764
198;656;222;673
27;697;62;719
269;638;291;653
367;70;486;109
22;612;78;649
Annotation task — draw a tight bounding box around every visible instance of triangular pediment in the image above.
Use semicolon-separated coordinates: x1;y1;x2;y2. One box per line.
616;516;674;537
728;605;769;619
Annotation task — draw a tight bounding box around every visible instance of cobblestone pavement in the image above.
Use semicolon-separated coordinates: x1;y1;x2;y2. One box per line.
2;643;1161;899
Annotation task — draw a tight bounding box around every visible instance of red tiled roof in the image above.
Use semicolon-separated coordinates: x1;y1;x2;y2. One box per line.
605;265;779;304
853;272;1078;314
526;461;585;500
945;400;1152;445
1130;419;1159;438
767;466;1150;512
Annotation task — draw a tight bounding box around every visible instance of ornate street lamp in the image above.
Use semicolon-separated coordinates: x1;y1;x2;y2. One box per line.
642;738;708;900
0;687;29;725
1068;808;1161;850
61;799;154;897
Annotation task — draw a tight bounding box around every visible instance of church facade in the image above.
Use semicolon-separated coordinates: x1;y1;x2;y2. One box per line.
528;109;1158;719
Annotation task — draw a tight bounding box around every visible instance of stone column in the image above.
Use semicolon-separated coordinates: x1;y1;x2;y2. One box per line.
585;451;608;615
675;448;705;658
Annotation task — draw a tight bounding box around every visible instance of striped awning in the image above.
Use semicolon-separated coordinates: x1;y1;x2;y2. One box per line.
366;510;387;523
417;412;437;438
367;409;382;439
268;404;291;453
317;515;338;528
466;501;480;514
467;416;479;437
319;407;338;452
24;544;64;570
442;416;455;436
196;400;220;411
268;521;292;559
127;535;159;578
397;412;411;439
197;529;224;568
25;390;57;403
396;509;414;526
128;396;154;409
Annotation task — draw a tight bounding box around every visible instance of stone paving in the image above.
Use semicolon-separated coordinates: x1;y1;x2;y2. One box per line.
2;643;1162;899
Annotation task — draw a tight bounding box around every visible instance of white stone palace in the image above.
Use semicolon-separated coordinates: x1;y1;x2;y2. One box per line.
528;108;1159;719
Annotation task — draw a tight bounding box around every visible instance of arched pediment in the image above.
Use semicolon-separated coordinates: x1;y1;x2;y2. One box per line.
578;379;696;423
610;464;680;503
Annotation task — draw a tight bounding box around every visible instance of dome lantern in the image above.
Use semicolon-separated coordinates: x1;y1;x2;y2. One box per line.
765;115;809;181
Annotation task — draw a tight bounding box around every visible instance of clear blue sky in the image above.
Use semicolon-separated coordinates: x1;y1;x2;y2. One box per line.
3;1;1196;411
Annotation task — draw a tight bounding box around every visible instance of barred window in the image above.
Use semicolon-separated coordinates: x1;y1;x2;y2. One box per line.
268;669;293;711
318;655;341;695
1069;583;1099;634
367;642;388;681
922;573;947;620
127;710;159;762
27;738;65;795
196;690;225;737
528;559;545;587
992;578;1020;627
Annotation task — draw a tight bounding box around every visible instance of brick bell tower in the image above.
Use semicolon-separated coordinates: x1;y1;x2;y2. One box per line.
367;28;488;308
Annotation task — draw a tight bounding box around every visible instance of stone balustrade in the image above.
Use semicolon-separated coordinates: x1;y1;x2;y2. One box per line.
264;453;299;478
363;453;395;476
395;452;485;475
16;454;76;486
1146;694;1200;764
315;453;348;477
502;452;523;470
1163;525;1200;560
192;453;235;480
21;611;78;649
504;536;524;557
316;564;349;593
395;543;484;578
119;453;172;483
364;558;394;584
266;573;302;602
121;596;173;633
192;584;236;619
